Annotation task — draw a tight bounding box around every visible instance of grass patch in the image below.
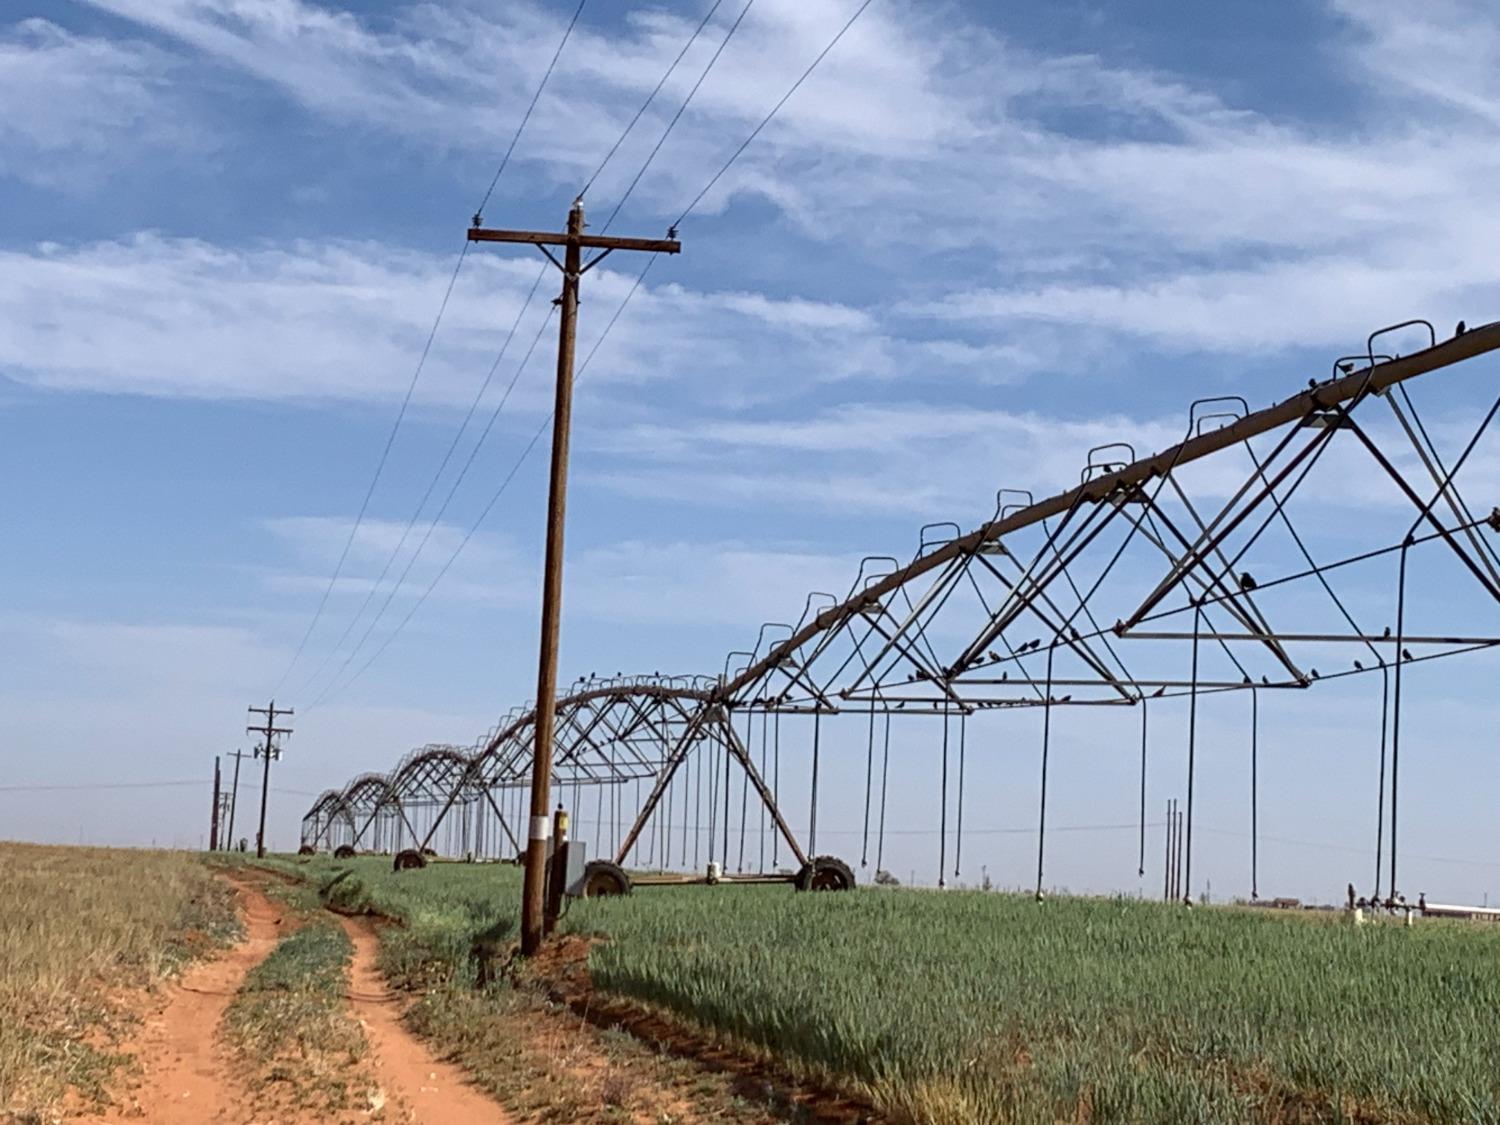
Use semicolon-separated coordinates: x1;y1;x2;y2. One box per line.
565;887;1500;1123
0;842;237;1121
222;916;369;1114
261;854;522;989
262;855;1500;1122
267;855;785;1122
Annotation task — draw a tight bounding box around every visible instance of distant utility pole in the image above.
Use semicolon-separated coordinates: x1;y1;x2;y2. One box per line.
247;702;294;859
467;200;680;955
209;755;222;851
225;749;247;850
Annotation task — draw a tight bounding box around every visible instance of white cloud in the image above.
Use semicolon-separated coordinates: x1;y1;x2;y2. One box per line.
1331;0;1500;127
911;243;1500;355
0;234;522;402
50;0;1500;374
0;19;194;186
73;0;971;181
260;514;855;629
0;232;1019;405
586;394;1500;537
590;402;1185;518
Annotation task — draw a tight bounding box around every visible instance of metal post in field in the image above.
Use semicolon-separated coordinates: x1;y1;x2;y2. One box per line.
1163;799;1173;902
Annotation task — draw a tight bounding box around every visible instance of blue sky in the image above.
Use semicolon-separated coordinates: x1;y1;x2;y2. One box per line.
5;0;1500;902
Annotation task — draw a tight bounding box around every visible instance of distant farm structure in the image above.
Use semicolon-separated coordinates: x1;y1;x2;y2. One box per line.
305;319;1500;908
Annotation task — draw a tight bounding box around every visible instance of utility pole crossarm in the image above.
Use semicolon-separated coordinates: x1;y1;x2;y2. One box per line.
247;701;294;859
467;199;678;956
466;226;682;255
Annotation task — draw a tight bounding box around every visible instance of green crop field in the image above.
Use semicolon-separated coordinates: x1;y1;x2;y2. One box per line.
264;855;523;989
274;856;1500;1124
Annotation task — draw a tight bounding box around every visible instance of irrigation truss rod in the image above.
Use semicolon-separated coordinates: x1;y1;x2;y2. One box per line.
720;322;1500;702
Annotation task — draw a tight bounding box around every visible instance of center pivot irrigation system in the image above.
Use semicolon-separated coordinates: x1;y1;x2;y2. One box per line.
305;318;1500;905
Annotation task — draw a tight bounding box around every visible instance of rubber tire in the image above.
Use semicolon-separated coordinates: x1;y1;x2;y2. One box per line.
580;860;632;898
297;844;316;856
333;844;357;860
795;855;856;892
393;848;428;872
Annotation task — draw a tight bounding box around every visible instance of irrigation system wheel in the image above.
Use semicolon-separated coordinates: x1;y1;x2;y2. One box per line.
580;860;632;897
296;844;316;856
333;844;357;860
795;855;856;892
393;848;428;872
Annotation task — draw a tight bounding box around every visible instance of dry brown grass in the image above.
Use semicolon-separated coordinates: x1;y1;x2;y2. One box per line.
0;841;236;1123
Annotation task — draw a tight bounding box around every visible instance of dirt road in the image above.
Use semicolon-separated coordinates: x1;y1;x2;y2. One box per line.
77;876;285;1123
73;875;511;1124
338;913;510;1124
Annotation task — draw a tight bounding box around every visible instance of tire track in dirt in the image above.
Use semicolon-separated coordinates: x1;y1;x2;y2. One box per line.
74;873;513;1124
75;874;286;1124
336;912;513;1124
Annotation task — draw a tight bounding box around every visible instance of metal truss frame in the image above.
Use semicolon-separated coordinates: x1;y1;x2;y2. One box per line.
304;318;1500;900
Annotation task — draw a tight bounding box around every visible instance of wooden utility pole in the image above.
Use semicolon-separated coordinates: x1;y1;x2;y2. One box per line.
209;755;222;852
247;702;294;859
226;749;246;849
467;200;679;955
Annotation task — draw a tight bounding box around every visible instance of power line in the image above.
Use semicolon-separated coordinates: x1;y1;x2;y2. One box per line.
475;0;588;220
0;780;204;793
270;242;470;698
300;2;725;703
578;0;729;200
276;2;591;699
592;0;755;237
0;780;318;798
306;302;561;710
292;0;874;702
312;256;660;705
292;263;551;702
1197;825;1500;871
675;0;875;227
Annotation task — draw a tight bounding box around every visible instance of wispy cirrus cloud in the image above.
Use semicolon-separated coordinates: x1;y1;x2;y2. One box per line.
1330;0;1500;126
0;19;196;187
259;514;857;630
0;233;961;405
39;0;1500;375
586;395;1500;523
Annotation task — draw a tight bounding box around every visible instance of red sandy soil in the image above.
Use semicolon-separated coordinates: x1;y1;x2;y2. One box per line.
74;875;286;1124
337;911;511;1124
71;876;512;1124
